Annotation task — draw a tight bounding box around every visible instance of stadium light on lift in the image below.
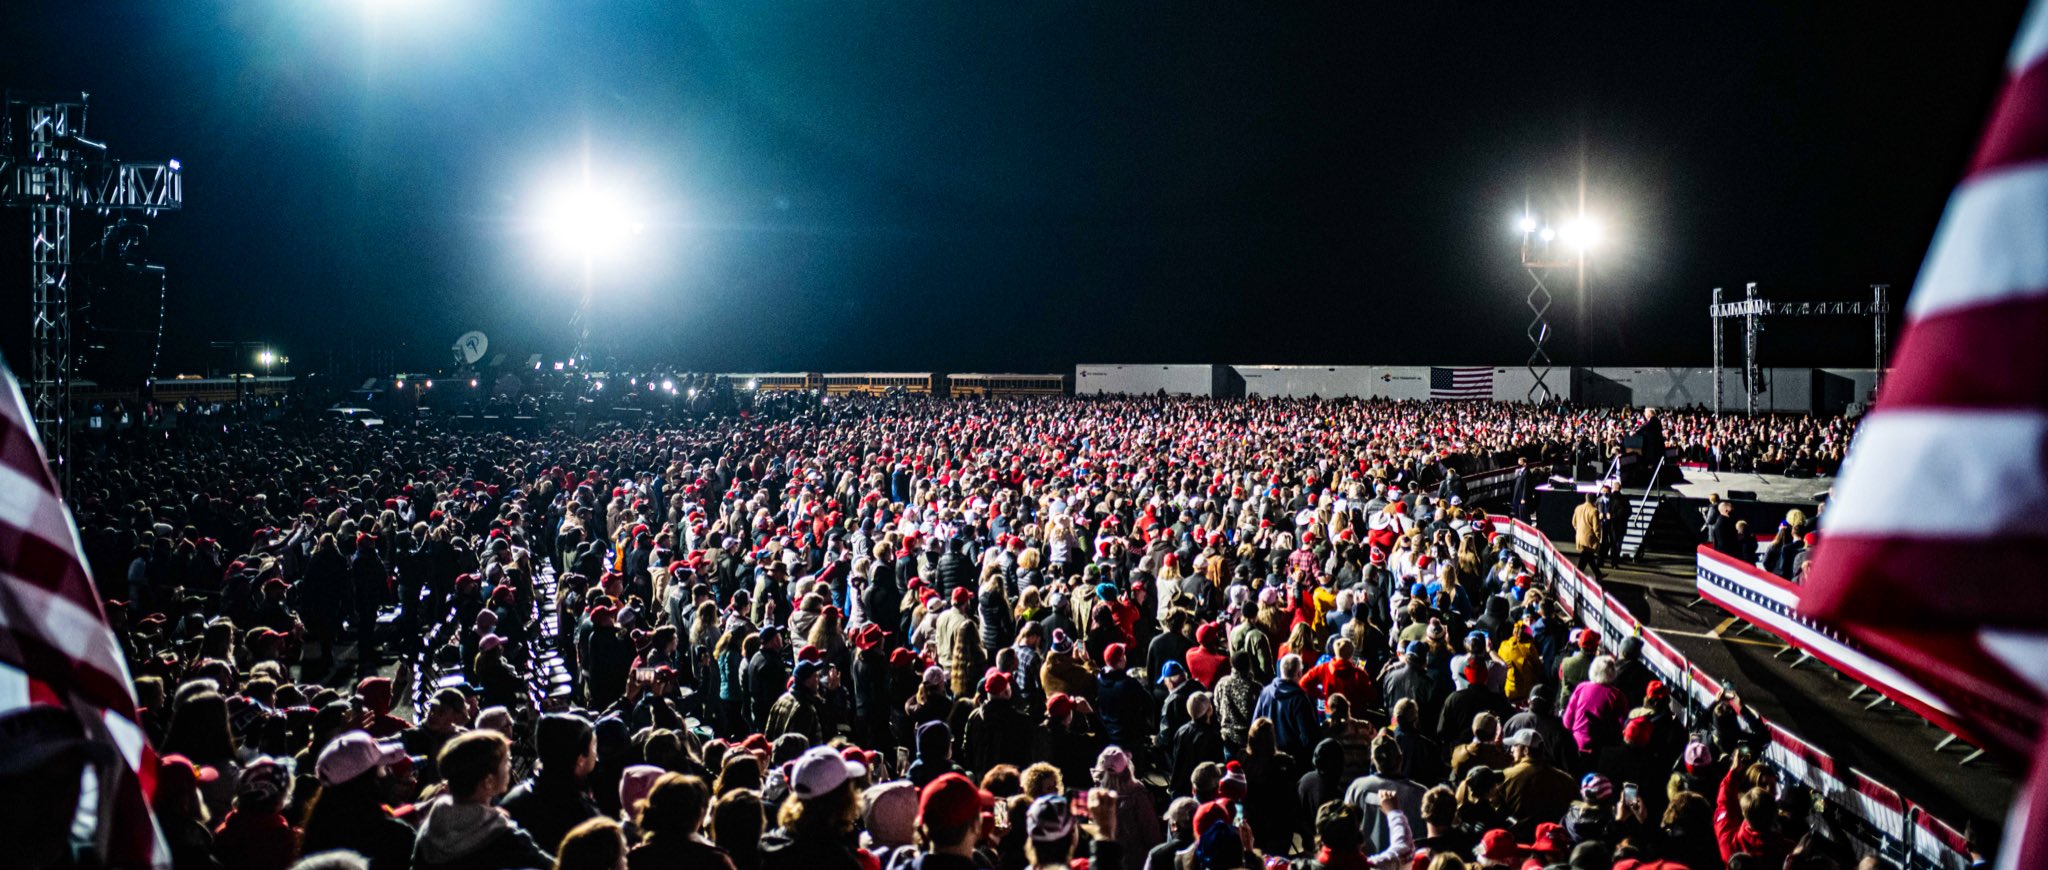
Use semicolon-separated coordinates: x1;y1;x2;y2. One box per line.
539;181;645;260
1516;215;1537;234
1559;216;1603;250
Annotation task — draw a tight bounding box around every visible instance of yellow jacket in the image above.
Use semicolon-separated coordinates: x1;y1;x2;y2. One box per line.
1498;624;1542;703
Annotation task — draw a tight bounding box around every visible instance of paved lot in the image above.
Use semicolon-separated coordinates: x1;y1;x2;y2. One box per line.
1566;542;2018;830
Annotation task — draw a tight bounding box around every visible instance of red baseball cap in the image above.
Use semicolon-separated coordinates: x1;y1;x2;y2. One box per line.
920;772;995;830
1478;828;1522;862
1046;693;1075;719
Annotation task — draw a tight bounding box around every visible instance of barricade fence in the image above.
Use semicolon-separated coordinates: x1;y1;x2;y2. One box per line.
1692;547;1973;747
1503;519;1973;869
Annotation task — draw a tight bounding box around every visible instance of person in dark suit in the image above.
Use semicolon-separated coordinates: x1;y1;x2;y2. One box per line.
1630;407;1667;487
1509;457;1535;520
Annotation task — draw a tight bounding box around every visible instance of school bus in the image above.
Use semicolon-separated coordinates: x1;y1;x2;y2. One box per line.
945;373;1069;397
722;372;822;392
821;372;938;395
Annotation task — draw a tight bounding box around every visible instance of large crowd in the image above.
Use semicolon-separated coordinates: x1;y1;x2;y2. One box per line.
52;393;1876;870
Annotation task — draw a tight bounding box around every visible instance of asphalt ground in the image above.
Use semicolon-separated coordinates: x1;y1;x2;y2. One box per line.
1561;542;2019;830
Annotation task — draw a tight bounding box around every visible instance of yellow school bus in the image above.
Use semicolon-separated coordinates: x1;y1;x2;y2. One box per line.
723;372;822;392
946;373;1068;397
821;372;937;395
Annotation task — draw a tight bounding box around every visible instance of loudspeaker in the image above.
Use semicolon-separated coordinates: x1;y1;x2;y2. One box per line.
1727;489;1758;501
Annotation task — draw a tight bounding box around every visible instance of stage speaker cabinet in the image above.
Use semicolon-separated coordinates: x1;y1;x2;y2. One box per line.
1727;489;1758;501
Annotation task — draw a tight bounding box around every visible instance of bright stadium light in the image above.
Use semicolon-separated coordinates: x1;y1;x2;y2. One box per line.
540;185;643;260
1559;216;1603;250
1539;226;1556;242
1517;215;1537;234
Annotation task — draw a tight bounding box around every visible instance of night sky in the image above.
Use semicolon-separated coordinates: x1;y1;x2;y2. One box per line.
1;2;2030;376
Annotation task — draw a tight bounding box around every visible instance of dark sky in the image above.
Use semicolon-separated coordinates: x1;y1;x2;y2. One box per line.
2;2;2029;375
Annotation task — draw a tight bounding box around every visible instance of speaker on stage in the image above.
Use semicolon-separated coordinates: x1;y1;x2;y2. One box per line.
1727;489;1758;501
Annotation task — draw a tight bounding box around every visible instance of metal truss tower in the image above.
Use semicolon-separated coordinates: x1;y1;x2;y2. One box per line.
1708;282;1890;416
1;92;183;485
1517;233;1585;403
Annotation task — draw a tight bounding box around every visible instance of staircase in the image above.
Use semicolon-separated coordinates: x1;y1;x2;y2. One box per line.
1618;494;1663;560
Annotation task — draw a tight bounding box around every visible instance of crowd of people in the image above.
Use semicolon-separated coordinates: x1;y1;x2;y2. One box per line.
44;392;1879;870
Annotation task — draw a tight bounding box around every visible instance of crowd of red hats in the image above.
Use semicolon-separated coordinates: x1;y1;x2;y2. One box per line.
55;392;1863;870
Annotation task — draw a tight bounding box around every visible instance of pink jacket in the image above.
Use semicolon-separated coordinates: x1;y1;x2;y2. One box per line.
1560;680;1628;754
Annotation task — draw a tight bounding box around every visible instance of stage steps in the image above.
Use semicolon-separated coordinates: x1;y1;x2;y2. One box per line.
1619;495;1663;560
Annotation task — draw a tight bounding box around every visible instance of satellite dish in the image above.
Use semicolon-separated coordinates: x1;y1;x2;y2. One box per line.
453;331;489;365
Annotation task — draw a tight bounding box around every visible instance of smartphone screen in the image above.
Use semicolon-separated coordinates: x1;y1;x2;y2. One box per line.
1622;783;1639;803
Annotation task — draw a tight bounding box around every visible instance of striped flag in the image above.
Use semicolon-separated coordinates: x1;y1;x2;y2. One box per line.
1800;3;2048;865
0;365;168;868
1428;366;1493;401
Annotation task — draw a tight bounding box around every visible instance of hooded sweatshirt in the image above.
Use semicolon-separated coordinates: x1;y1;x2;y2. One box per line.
1186;623;1231;689
412;796;554;870
1296;739;1350;824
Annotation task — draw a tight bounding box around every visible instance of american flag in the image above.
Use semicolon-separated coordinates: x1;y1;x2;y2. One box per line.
1800;3;2048;865
1428;366;1493;401
0;366;168;868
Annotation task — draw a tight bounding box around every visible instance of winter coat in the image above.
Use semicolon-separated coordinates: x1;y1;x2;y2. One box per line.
500;773;602;858
1213;671;1260;749
1167;719;1224;796
1496;633;1541;703
743;650;790;727
757;828;865;870
1040;648;1098;700
961;698;1031;772
1253;676;1321;759
765;688;826;743
411;796;555;870
1096;667;1155;751
1299;656;1377;711
1561;680;1629;755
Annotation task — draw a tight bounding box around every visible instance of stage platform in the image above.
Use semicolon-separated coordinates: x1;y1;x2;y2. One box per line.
1538;470;1830;506
1668;470;1833;507
1530;470;1831;546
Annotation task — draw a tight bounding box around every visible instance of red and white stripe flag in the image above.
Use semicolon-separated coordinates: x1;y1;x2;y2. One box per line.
0;366;168;868
1801;2;2048;865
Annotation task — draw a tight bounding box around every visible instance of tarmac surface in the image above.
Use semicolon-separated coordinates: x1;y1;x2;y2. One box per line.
1565;541;2019;831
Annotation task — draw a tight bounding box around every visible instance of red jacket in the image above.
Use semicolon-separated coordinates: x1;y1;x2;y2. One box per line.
1714;764;1792;867
212;809;297;870
1298;656;1378;710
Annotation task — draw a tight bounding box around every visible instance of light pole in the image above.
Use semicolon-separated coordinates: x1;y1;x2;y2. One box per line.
1515;210;1602;402
539;149;645;371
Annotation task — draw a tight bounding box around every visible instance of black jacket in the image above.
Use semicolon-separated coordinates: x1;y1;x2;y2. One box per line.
934;551;975;596
961;699;1030;773
758;828;865;870
863;564;903;642
1096;668;1154;752
500;774;602;858
1167;719;1224;796
743;649;790;727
